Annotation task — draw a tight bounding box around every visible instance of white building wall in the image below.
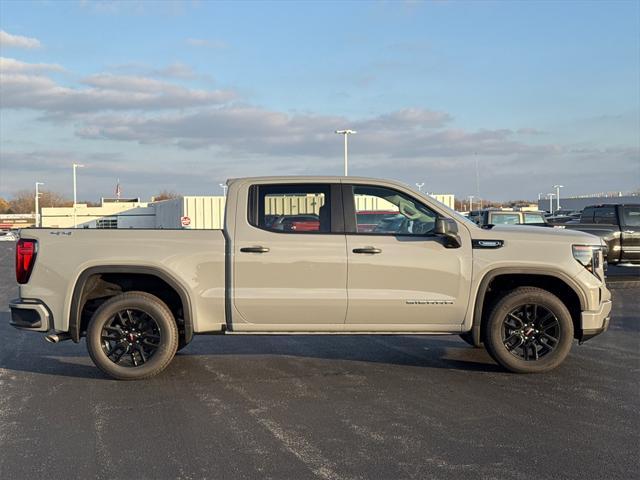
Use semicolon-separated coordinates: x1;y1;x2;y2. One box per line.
41;202;155;228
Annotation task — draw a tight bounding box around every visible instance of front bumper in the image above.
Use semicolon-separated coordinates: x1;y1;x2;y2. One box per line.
578;299;612;343
9;299;51;332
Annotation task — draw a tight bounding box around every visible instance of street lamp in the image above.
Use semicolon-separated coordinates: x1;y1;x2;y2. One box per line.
547;193;556;214
219;183;228;196
35;182;44;228
468;195;475;212
415;182;425;193
335;129;357;176
553;184;564;211
73;163;85;228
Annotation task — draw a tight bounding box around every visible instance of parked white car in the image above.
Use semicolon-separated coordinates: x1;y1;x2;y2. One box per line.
0;231;18;242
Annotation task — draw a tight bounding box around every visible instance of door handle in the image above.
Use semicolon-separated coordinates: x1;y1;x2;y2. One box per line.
240;246;270;253
352;247;382;254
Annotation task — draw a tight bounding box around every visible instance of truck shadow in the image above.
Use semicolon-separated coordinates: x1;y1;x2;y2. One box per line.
0;334;503;380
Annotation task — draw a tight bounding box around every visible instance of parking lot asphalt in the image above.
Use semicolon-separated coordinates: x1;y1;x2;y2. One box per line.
0;242;638;480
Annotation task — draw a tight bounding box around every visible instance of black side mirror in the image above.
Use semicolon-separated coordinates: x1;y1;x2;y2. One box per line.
435;218;461;248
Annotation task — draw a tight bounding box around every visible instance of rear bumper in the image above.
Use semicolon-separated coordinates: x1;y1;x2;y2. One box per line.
9;299;51;332
578;299;612;343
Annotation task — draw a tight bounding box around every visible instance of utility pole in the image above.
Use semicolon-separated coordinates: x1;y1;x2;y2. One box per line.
335;129;357;176
35;182;44;228
73;163;84;228
219;183;228;196
553;184;564;211
415;182;425;193
468;195;475;212
547;193;556;214
474;153;481;208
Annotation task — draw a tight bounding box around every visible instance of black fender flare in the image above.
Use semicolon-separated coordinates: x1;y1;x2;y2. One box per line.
469;267;587;346
69;265;194;343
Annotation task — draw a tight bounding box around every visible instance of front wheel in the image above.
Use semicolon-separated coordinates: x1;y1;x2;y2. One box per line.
86;292;179;380
483;287;574;373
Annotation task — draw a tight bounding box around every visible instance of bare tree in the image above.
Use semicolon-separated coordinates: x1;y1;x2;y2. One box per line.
152;190;181;202
0;197;10;214
9;190;72;213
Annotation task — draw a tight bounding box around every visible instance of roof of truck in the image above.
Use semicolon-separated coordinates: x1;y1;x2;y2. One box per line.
226;175;397;185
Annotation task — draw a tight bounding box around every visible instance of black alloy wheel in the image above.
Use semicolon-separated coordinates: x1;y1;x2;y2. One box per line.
101;308;162;367
502;304;560;361
86;292;179;380
483;287;574;374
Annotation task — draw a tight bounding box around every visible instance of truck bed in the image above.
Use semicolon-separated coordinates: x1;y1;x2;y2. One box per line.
17;229;227;334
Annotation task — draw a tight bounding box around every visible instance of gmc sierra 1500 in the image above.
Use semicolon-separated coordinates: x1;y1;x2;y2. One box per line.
10;176;611;380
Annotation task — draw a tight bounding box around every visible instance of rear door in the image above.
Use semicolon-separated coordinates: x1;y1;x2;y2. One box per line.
343;184;472;328
232;183;348;329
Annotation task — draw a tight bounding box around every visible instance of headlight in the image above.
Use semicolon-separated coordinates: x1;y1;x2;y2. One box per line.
572;245;603;279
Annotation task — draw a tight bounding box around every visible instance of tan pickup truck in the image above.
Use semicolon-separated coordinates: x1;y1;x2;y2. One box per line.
10;176;611;380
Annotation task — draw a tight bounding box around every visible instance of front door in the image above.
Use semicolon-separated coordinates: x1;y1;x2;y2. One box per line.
343;184;472;328
232;183;347;329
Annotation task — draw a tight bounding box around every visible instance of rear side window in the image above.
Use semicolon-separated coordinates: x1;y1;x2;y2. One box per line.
622;206;640;227
524;213;545;224
581;207;595;223
594;206;617;225
491;213;521;225
249;184;331;233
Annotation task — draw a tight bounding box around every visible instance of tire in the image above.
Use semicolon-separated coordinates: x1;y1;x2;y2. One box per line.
86;291;179;380
483;287;574;373
459;332;482;348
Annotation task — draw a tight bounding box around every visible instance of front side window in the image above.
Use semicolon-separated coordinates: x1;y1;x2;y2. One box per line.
250;184;331;233
491;213;521;225
351;185;437;235
594;206;617;225
524;213;545;224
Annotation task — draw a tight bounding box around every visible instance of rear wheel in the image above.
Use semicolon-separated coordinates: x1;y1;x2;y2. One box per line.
86;292;178;380
483;287;574;373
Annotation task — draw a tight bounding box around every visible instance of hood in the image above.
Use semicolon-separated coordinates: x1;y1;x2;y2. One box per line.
471;224;602;245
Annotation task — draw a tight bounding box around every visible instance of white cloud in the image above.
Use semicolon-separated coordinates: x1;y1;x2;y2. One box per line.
0;30;41;49
0;65;235;114
0;57;64;73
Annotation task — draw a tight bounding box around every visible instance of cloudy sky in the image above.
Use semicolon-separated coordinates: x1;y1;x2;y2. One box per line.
1;0;638;202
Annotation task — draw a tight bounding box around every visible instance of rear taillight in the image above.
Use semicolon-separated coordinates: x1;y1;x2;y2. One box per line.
16;239;37;284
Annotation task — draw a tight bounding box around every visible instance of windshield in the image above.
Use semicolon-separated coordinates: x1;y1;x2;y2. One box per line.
491;213;521;225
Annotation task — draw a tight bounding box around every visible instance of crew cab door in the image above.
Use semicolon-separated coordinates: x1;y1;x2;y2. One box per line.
343;184;472;328
232;183;347;329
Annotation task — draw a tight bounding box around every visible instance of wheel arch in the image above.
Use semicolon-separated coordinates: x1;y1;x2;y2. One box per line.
69;265;194;344
469;268;586;347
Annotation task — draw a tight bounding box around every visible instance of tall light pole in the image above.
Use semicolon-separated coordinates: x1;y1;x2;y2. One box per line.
335;129;356;176
547;193;556;214
219;183;228;196
468;195;475;212
35;182;44;228
553;184;563;211
415;182;425;193
73;163;84;228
